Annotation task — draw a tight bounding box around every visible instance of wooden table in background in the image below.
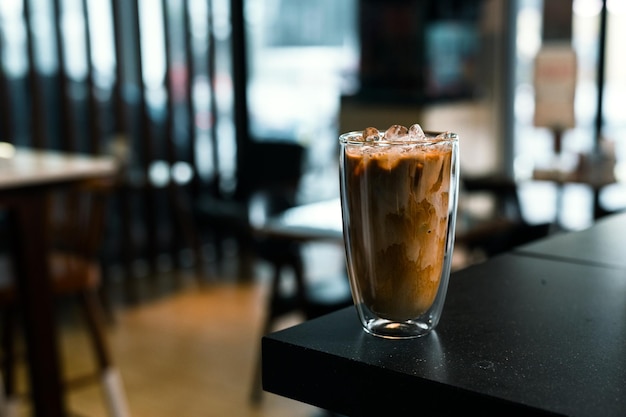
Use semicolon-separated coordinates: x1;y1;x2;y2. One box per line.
0;149;117;417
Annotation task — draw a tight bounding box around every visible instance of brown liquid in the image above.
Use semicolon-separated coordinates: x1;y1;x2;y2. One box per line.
344;143;452;321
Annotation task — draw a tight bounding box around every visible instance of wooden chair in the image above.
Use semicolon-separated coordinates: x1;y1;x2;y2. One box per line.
458;175;551;258
247;189;352;405
195;140;309;278
195;140;353;403
0;178;131;417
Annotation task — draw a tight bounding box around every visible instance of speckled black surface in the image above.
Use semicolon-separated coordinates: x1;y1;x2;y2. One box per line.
263;250;626;416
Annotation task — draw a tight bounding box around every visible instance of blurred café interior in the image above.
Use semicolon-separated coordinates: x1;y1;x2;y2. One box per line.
0;0;625;416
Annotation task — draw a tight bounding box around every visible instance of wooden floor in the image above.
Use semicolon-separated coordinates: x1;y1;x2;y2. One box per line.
11;243;344;417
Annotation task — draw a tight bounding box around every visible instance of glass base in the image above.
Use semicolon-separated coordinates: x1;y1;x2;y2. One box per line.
363;318;432;339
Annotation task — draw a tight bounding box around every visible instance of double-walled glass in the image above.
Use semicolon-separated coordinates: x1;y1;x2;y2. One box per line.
339;130;459;339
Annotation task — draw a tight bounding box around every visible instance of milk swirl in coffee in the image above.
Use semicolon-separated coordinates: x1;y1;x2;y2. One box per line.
342;124;453;321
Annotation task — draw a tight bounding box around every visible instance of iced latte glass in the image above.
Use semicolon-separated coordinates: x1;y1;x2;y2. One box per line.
339;125;459;339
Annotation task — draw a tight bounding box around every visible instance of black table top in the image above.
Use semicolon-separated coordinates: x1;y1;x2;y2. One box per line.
515;211;626;269
263;252;626;416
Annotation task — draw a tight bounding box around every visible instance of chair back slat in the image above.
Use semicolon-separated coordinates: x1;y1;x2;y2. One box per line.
48;179;114;262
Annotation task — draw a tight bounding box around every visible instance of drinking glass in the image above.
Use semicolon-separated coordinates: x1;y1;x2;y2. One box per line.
339;128;459;339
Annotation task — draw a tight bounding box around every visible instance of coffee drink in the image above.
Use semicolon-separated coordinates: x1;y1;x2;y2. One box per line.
340;125;456;327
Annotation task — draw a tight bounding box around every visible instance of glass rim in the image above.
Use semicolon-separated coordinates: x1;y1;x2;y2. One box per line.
339;130;458;145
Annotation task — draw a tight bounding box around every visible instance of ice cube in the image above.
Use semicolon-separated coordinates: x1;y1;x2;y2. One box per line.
435;131;452;140
408;124;427;141
383;124;409;141
363;127;380;142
